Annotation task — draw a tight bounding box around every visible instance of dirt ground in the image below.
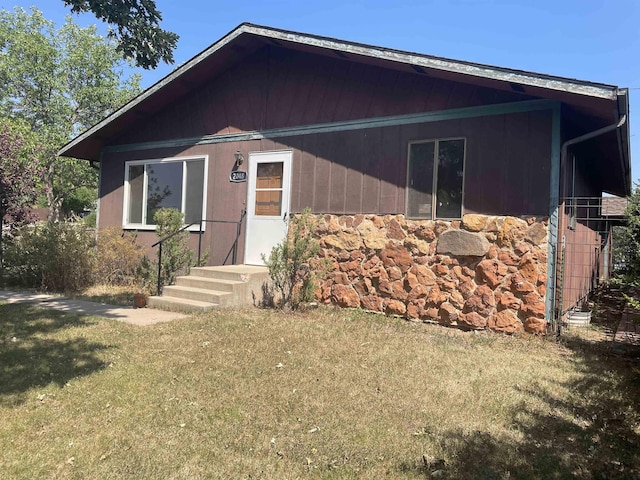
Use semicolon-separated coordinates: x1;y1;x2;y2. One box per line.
573;283;640;348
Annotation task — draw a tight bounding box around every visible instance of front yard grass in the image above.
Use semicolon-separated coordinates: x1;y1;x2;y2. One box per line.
72;284;141;307
1;303;639;479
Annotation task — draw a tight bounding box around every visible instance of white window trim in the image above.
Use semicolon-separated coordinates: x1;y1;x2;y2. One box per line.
122;155;209;231
405;137;466;220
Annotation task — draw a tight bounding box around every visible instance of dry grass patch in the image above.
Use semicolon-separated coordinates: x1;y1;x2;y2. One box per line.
72;284;140;307
1;303;639;479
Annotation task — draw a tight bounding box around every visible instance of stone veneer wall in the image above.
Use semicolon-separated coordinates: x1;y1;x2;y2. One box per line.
311;214;549;334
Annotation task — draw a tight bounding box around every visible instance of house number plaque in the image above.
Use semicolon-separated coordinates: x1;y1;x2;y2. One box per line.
229;170;247;183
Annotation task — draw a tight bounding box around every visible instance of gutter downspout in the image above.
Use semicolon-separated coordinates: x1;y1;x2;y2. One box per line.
555;114;627;332
562;114;627;199
616;89;631;195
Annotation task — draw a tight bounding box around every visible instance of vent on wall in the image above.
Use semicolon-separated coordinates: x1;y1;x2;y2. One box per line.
412;65;428;75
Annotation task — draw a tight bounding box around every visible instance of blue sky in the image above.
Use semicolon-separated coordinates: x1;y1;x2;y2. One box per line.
8;0;640;184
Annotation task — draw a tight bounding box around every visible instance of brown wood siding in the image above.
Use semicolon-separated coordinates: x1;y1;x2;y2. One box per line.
99;107;552;266
100;143;250;266
113;46;532;146
560;214;601;313
278;110;552;216
557;147;605;313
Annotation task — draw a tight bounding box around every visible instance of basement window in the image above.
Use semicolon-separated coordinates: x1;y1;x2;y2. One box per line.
406;138;465;219
123;156;207;230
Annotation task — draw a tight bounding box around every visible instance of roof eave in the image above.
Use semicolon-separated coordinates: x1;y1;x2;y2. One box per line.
58;23;252;159
244;24;619;100
58;22;622;160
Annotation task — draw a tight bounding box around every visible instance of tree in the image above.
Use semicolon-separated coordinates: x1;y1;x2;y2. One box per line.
612;225;637;274
62;0;179;69
0;7;141;219
0;123;44;284
614;183;640;278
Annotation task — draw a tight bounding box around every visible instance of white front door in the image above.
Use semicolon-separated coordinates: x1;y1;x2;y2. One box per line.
244;150;292;265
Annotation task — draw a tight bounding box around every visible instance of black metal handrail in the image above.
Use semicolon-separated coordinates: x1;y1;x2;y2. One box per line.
152;210;246;296
196;208;246;266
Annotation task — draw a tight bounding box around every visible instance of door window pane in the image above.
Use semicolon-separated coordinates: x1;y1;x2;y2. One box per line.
256;162;283;188
435;139;465;219
127;165;144;224
145;162;183;223
255;191;283;216
255;162;283;216
407;142;435;218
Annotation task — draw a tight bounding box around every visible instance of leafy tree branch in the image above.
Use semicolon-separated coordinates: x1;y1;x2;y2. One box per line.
62;0;179;69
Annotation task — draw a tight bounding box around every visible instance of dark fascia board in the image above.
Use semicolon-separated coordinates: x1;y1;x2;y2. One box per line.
246;24;619;99
58;22;622;159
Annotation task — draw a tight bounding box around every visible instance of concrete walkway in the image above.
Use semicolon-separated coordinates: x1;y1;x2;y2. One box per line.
0;290;188;326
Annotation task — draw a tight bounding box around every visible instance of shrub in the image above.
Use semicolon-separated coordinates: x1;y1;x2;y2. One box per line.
94;227;146;287
262;208;328;310
83;211;97;228
5;221;95;292
154;208;193;290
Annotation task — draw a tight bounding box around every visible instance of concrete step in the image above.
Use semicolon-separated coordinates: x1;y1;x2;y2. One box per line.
161;285;232;304
190;265;269;282
175;275;242;292
148;265;272;314
147;295;217;313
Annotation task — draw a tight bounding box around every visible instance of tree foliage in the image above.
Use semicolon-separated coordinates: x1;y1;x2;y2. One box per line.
62;0;178;69
0;124;43;230
612;225;637;275
613;184;640;278
0;7;141;219
0;123;45;284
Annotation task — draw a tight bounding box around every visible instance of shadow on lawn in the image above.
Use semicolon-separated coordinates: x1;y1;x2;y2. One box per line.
0;303;110;406
398;336;640;480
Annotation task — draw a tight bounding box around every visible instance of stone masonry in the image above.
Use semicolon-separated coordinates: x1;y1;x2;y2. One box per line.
311;214;549;335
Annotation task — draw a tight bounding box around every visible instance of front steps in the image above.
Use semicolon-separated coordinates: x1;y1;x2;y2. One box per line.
147;265;270;313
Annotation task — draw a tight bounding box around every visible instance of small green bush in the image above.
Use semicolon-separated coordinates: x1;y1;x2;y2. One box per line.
154;208;193;290
262;208;328;310
5;221;95;292
83;211;97;228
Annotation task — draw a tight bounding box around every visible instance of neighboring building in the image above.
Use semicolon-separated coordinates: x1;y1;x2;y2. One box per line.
59;24;631;333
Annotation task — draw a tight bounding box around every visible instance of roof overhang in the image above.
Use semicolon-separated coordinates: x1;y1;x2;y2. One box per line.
58;23;631;191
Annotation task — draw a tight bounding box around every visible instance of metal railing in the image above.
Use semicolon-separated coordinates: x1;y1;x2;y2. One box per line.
561;196;627;228
151;210;246;296
196;209;246;267
555;196;627;332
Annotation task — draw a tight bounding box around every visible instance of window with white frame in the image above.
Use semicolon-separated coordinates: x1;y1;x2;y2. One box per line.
406;138;465;219
123;156;207;228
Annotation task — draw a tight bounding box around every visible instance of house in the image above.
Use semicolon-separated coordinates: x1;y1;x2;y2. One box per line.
59;23;631;333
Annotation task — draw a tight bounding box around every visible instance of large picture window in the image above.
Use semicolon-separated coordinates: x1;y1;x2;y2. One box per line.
406;138;465;219
123;156;207;229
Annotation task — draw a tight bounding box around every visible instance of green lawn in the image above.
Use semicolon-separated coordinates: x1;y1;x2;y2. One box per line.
1;303;639;479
